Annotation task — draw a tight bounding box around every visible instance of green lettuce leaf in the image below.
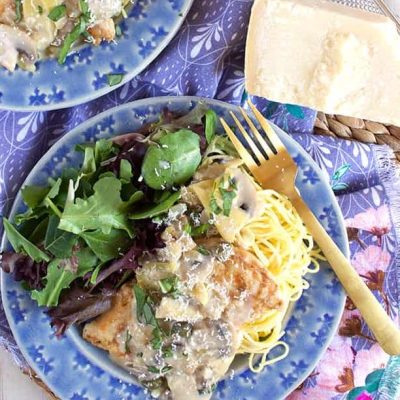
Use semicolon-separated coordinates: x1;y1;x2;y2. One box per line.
59;176;133;235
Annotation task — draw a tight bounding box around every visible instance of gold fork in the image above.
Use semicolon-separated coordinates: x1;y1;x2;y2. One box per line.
220;101;400;356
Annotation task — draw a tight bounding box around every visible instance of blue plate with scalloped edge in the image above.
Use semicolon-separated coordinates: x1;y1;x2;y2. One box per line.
0;0;193;112
1;97;348;400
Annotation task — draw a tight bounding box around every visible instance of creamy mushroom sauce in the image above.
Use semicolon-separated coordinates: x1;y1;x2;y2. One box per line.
83;160;283;400
0;0;131;71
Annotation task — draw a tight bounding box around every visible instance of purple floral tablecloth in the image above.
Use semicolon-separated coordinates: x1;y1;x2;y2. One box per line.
0;1;399;399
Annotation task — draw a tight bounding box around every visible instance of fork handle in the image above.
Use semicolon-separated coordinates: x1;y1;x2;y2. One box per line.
292;192;400;356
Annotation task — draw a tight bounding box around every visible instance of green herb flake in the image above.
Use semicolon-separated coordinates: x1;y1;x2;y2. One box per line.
37;5;43;14
197;245;210;256
159;276;181;299
48;5;66;21
148;366;172;375
133;285;147;322
115;25;122;37
107;74;124;87
162;346;173;359
151;328;163;350
190;223;210;238
124;330;132;353
14;0;22;23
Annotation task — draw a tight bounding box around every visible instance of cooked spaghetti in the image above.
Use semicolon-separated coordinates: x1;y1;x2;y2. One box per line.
236;188;320;372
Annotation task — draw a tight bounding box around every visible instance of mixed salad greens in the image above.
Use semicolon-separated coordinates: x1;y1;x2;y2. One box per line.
0;105;237;335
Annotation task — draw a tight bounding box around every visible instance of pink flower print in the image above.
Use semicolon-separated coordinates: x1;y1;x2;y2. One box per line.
346;205;391;244
351;245;391;277
356;393;373;400
353;344;388;387
315;336;355;392
286;386;335;400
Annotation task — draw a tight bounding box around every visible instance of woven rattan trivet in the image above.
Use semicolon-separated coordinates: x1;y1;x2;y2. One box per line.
314;113;400;162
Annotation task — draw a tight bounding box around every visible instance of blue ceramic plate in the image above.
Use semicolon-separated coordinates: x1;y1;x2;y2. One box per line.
1;97;348;400
0;1;193;112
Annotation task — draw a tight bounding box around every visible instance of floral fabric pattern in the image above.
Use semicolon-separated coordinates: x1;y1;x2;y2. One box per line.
0;1;399;399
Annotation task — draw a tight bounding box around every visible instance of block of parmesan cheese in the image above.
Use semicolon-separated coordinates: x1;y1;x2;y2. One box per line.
245;0;400;126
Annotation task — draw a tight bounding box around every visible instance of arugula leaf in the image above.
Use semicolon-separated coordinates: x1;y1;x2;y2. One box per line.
30;250;96;307
3;218;50;262
21;186;49;208
120;159;133;184
48;5;66;21
44;215;77;259
59;176;133;235
107;74;124;87
81;229;131;262
204;109;217;144
129;191;181;220
142;129;201;190
31;259;72;306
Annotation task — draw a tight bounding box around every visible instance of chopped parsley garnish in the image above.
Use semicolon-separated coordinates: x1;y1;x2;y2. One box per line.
199;384;217;395
37;5;43;14
184;222;210;238
209;176;238;217
48;5;66;21
190;223;210;237
124;330;132;353
197;245;210;256
58;0;92;64
133;284;168;351
219;177;237;216
162;346;173;359
107;74;124;87
14;0;22;23
159;276;181;299
115;25;122;37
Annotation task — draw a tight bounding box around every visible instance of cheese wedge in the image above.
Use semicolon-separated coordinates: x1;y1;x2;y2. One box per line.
245;0;400;126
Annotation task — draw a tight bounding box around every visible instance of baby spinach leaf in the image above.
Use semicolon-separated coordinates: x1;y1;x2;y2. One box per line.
204;109;217;144
3;218;50;262
142;130;201;190
45;215;77;259
59;177;132;235
81;229;131;262
129;191;181;220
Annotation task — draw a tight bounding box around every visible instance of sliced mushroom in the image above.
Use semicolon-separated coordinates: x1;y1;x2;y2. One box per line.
0;24;38;71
